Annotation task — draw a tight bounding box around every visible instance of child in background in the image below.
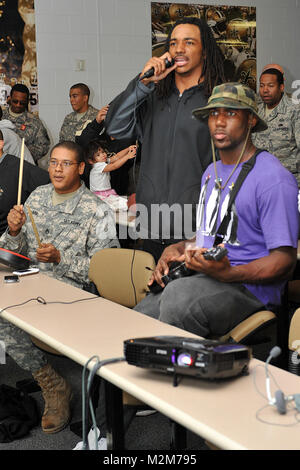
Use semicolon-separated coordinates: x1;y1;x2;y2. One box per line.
85;139;137;200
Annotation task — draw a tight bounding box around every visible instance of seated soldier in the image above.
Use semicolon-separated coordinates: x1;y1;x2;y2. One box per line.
2;83;50;164
0;106;35;165
0;130;50;236
1;140;119;287
134;83;299;338
0;140;119;434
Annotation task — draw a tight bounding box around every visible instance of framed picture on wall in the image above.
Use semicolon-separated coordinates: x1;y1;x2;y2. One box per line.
151;2;257;91
0;0;39;114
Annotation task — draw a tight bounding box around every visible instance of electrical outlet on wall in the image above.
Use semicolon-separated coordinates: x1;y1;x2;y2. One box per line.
75;59;85;71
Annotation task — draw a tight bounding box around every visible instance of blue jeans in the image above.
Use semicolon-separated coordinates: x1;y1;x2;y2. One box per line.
134;273;265;337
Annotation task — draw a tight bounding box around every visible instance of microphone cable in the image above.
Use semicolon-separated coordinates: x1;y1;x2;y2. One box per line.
81;355;125;450
0;295;99;316
265;346;282;405
252;347;300;427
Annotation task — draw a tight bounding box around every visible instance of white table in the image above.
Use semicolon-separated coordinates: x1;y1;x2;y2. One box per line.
1;265;300;450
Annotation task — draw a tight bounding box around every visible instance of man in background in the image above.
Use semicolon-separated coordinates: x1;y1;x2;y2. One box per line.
59;83;98;142
2;83;50;165
253;64;300;186
0;106;34;165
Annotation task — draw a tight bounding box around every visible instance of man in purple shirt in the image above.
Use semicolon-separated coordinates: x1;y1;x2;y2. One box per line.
134;83;299;338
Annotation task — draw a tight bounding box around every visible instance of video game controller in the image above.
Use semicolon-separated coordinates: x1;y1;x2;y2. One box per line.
203;246;228;261
148;248;228;294
148;261;195;294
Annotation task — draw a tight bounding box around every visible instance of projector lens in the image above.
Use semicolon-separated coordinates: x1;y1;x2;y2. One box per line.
177;352;193;367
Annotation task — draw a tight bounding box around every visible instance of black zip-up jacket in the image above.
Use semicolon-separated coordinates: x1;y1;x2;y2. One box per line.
105;76;212;240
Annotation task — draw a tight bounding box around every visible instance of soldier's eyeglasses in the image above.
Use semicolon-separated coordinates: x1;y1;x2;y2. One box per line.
49;160;80;168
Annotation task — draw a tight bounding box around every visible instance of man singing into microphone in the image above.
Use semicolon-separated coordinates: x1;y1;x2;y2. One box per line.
105;17;225;261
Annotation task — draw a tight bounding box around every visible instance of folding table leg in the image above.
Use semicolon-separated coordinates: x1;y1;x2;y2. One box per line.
70;375;101;437
104;379;125;450
170;420;187;449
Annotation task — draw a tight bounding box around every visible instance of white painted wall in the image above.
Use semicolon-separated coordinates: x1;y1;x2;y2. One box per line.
34;0;300;147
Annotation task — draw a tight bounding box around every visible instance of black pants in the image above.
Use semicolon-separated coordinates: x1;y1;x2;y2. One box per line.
134;272;266;338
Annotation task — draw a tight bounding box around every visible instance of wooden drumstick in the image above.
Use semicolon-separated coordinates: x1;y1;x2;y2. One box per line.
27;206;42;248
17;138;25;205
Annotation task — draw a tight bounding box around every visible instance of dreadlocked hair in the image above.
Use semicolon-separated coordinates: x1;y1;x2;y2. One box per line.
156;16;226;100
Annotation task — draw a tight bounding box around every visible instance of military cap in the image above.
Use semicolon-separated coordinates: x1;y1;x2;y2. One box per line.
192;82;268;133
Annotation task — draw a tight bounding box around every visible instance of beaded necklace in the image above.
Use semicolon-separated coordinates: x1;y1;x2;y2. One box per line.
212;125;252;190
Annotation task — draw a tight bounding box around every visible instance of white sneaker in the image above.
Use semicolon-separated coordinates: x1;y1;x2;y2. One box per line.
73;426;107;450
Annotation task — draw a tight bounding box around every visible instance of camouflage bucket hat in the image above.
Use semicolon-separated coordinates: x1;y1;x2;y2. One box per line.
192;82;267;133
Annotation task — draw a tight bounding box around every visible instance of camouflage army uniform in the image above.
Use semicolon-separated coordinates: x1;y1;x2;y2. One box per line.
0;181;119;373
2;108;50;164
0;317;47;372
59;105;99;142
252;93;300;186
0;181;119;288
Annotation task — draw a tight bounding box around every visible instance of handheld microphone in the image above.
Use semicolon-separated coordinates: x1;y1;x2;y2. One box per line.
140;58;175;80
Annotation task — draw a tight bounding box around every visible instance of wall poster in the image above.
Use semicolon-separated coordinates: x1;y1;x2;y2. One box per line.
0;0;38;113
151;2;257;90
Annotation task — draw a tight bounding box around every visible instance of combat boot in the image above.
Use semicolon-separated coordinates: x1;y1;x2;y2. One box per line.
32;363;72;433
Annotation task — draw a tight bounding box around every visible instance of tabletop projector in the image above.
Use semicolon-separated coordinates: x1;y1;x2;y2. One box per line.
124;336;251;381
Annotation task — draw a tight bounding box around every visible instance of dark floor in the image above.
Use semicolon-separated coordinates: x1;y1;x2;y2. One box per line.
0;352;211;451
0;318;280;453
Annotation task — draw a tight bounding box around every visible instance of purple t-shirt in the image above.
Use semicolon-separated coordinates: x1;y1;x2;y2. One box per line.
196;151;299;307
